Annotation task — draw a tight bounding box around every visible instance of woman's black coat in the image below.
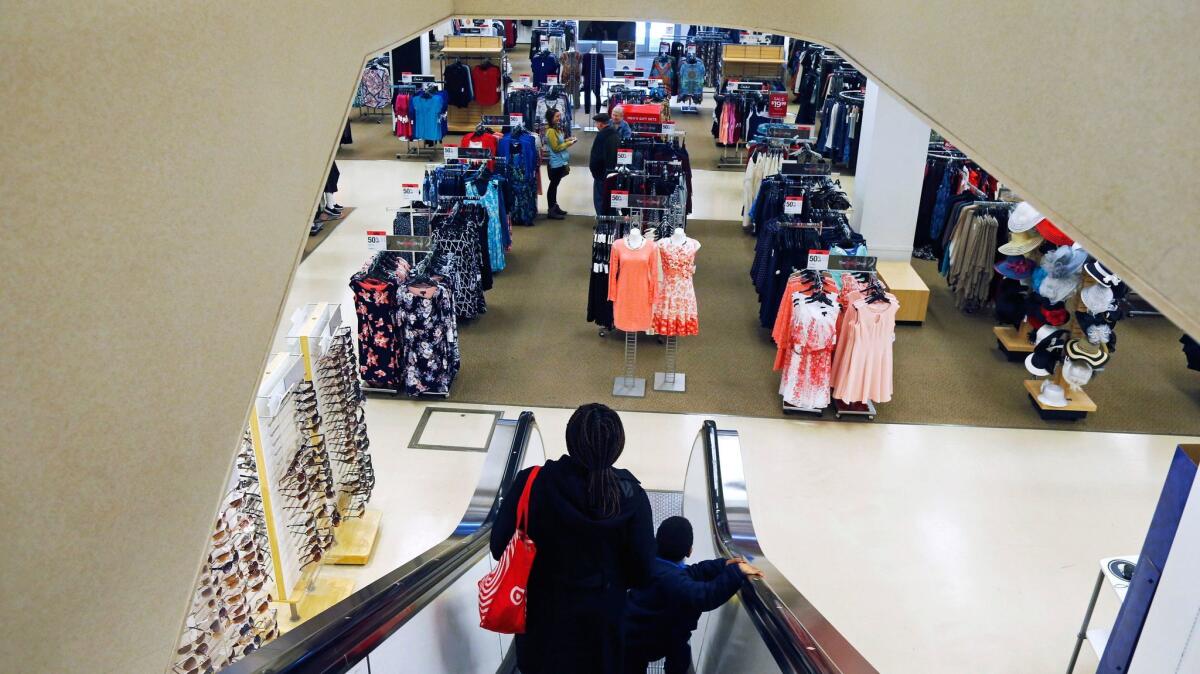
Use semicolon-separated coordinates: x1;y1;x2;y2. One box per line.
490;455;655;674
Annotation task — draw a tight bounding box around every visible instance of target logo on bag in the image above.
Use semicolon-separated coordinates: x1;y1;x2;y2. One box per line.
478;467;541;634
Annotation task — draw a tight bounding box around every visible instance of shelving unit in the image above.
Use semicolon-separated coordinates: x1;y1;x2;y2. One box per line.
441;35;505;134
1066;555;1138;672
721;44;785;81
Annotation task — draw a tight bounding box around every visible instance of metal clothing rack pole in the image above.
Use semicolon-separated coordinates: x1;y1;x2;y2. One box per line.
612;330;646;397
653;335;686;392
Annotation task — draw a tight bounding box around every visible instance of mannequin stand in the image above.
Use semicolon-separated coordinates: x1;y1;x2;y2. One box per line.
612;331;646;397
653;335;686;392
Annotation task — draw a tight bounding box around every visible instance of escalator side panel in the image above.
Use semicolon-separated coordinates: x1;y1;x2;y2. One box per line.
365;556;505;673
698;596;790;674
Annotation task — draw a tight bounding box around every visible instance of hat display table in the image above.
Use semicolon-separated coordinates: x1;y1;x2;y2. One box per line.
1024;379;1096;420
995;320;1035;360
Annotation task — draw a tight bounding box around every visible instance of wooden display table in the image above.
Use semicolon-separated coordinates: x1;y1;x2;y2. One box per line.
994;321;1035;360
1024;379;1096;421
875;261;929;324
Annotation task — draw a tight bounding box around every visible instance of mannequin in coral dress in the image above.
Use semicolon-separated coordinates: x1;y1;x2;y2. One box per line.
608;227;659;332
652;228;700;336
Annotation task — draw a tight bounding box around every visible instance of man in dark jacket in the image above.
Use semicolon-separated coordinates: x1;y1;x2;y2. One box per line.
623;517;763;674
490;403;656;674
589;113;620;216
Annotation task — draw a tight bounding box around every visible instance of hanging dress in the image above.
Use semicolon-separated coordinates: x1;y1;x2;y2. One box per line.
832;295;900;404
652;238;700;336
395;283;460;396
466;179;505;273
780;296;840;409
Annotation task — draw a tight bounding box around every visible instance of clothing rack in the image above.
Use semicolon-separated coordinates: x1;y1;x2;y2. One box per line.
440;35;507;133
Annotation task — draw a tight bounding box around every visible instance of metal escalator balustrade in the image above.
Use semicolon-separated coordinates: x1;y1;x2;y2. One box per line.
224;411;544;674
683;420;877;674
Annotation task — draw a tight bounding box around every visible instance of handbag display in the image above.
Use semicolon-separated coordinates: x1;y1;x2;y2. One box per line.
478;465;541;633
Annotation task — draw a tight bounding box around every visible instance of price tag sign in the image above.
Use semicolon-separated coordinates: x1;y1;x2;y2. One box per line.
402;72;413;83
401;183;421;201
518;74;531;86
443;146;459;161
662;122;676;135
784;196;804;215
547;74;559;85
509;113;524;127
616;149;633;165
481;115;508;127
367;230;387;252
769;92;789;118
807;250;830;271
410;75;435;84
610;190;629;208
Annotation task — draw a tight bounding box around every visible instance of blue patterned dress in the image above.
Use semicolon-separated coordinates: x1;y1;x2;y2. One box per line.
467;180;505;272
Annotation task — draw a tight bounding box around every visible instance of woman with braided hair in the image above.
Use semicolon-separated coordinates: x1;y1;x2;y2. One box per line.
491;403;655;674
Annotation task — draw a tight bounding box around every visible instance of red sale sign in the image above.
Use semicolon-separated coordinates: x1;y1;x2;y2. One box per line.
769;92;788;119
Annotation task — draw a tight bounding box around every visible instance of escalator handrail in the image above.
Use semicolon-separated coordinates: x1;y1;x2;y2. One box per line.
225;411;536;674
701;420;877;674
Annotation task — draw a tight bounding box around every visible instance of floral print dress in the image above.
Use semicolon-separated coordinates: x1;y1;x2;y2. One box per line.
651;238;700;336
396;283;460;397
779;294;840;409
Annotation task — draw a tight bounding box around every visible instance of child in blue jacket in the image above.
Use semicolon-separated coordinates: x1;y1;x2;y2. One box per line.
623;516;763;673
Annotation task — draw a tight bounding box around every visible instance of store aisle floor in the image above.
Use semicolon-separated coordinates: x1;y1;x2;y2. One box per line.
277;160;1198;434
315;399;1188;674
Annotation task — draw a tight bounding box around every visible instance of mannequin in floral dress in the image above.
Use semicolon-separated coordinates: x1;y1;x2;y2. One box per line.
652;228;700;336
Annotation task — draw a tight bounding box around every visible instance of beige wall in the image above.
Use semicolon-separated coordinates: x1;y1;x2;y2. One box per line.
1;2;1196;672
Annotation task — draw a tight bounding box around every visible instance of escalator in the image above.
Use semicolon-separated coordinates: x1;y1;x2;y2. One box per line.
226;414;876;674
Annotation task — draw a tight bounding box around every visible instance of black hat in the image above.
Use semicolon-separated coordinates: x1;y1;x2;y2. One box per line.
1025;329;1069;376
655;516;693;563
1083;259;1122;288
592;112;612;124
994;280;1027;330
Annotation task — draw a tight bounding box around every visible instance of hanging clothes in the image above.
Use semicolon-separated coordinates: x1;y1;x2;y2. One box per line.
411;90;446;142
531;50;560;86
424;208;488;319
466;176;506;273
559;49;583;108
581;51;606;114
831;291;899;404
652;238;700;336
394;92;414;139
778;289;840;409
358;59;392;109
677;57;706;102
498;129;540;226
444;61;474;107
350;253;411;389
396;282;460;396
471;62;503;106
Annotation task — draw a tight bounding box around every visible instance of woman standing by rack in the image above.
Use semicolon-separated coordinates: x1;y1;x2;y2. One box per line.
545;108;577;220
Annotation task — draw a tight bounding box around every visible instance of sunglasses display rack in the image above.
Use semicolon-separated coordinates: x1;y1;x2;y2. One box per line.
248;352;355;628
287;304;381;566
174;430;279;673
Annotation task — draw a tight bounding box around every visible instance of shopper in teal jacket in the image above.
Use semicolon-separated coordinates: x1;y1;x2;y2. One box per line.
545;108;576;219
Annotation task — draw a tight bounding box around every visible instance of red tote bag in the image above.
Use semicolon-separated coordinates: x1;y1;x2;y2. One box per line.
478;466;541;633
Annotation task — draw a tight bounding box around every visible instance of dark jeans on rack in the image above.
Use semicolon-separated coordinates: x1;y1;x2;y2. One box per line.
584;83;601;114
547;165;568;210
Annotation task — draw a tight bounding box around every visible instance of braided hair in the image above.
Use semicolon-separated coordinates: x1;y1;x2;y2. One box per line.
566;403;626;519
